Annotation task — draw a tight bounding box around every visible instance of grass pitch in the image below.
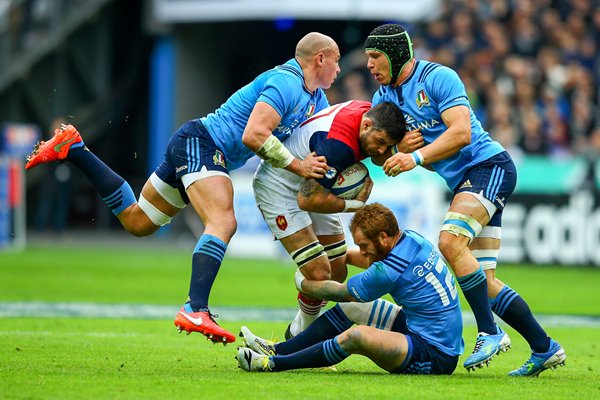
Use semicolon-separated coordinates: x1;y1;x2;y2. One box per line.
1;244;600;399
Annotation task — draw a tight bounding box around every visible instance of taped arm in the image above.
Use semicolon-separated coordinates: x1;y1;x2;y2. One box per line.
243;102;327;177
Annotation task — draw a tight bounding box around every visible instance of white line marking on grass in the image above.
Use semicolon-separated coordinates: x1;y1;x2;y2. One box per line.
0;302;599;327
0;330;140;338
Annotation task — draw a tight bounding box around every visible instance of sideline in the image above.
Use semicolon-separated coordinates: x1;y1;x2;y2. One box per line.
1;302;600;327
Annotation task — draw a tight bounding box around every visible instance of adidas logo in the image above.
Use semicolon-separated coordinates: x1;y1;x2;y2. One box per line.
459;179;472;189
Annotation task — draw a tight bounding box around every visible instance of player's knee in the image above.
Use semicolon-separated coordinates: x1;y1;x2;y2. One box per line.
118;207;159;237
122;211;159;237
122;220;158;237
205;214;237;241
438;233;462;262
338;326;368;351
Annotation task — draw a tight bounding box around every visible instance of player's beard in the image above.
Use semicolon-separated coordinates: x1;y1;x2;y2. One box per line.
370;240;388;262
359;130;377;157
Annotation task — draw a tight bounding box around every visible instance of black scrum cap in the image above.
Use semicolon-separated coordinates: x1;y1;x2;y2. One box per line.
365;24;414;84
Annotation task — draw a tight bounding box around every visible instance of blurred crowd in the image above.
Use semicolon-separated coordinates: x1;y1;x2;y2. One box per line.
4;0;600;159
331;0;600;159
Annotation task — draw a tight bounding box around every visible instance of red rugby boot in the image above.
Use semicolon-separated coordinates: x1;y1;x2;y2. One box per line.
25;124;82;170
174;306;236;344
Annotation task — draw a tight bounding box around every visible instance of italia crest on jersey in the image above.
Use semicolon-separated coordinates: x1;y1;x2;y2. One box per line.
213;150;226;167
416;90;430;108
305;103;316;118
276;215;288;231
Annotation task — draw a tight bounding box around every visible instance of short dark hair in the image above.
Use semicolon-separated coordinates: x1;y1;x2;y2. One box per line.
350;202;400;240
365;102;407;142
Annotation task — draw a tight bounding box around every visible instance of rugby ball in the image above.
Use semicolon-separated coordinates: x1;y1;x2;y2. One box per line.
330;162;369;200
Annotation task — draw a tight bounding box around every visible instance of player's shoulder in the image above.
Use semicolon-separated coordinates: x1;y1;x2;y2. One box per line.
257;60;304;91
403;230;435;252
389;230;431;263
416;60;459;85
270;60;305;82
333;100;371;118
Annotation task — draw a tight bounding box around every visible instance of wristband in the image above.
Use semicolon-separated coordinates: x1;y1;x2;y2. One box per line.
256;135;295;168
343;199;365;212
410;150;424;166
294;268;305;292
391;144;399;155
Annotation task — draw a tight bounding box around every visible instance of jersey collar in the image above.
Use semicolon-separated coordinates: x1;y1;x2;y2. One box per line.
395;60;420;87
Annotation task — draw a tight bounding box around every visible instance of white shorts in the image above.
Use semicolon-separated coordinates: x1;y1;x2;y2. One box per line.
253;163;343;240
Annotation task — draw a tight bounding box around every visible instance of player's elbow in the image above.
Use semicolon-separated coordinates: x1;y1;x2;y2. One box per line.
242;126;270;150
456;125;472;147
241;130;254;148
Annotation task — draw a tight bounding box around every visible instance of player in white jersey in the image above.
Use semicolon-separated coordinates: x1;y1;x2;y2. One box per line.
253;100;406;338
364;24;565;376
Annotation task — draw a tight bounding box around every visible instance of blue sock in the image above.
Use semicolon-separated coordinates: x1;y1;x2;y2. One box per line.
66;147;135;214
457;267;496;334
188;234;227;312
272;336;349;371
276;304;353;355
490;285;550;353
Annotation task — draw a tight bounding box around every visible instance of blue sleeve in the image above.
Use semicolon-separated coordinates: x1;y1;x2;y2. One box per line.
346;262;395;302
427;67;470;113
257;74;302;117
313;139;355;190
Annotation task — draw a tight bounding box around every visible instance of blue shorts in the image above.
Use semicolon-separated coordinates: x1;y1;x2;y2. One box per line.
154;120;229;202
453;151;517;227
392;333;459;375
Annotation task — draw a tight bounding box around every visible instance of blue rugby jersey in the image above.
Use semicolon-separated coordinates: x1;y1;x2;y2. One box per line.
200;59;329;171
347;230;464;356
372;60;504;190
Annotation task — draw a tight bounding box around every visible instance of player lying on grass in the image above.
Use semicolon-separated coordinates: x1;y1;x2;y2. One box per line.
237;203;464;374
252;100;407;339
24;32;341;345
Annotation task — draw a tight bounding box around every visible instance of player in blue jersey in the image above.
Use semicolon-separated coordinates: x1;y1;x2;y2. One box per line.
363;24;566;376
236;203;464;374
252;100;406;339
25;32;341;345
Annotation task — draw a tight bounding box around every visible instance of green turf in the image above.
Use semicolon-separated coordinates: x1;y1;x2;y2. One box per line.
1;246;600;399
0;319;598;400
1;247;600;314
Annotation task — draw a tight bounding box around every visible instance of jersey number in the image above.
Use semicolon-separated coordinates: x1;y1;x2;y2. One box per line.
424;259;457;306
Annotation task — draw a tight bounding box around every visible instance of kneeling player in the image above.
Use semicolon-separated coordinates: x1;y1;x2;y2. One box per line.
237;203;464;374
253;100;406;338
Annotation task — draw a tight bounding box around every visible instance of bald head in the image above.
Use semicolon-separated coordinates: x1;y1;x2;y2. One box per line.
295;32;338;60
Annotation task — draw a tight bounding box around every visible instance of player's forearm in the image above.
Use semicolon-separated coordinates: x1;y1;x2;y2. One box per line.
419;125;470;164
346;249;370;269
301;279;355;302
285;157;309;177
297;191;345;213
420;106;471;164
297;180;345;213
